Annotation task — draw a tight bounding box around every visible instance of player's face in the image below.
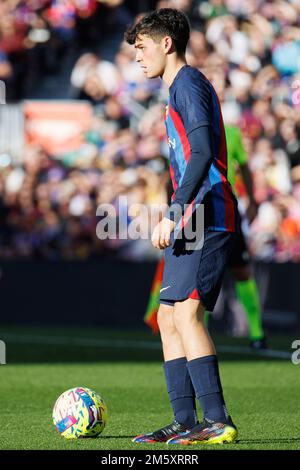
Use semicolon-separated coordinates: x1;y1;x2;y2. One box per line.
135;34;166;79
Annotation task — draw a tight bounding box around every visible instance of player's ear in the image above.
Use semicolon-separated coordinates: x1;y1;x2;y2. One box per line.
162;36;174;55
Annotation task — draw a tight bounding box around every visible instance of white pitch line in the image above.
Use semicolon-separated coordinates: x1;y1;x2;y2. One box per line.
0;333;291;359
1;333;162;350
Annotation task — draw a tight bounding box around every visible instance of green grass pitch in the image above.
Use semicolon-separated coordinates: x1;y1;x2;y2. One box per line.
0;326;299;450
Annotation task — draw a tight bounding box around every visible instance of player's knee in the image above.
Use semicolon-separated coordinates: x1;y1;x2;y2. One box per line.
173;304;191;330
157;305;176;335
173;300;203;330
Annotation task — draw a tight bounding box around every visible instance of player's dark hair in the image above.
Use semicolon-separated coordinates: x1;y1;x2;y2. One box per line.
124;8;190;56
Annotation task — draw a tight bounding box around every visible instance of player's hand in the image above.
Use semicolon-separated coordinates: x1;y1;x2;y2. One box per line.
151;217;175;249
246;200;258;224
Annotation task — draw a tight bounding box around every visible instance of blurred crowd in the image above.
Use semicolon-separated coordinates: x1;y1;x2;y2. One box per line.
0;0;300;261
0;0;135;100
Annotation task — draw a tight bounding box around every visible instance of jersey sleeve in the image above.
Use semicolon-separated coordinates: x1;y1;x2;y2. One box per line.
173;78;212;135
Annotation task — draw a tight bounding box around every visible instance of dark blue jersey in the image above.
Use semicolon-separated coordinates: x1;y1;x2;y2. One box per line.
165;65;239;232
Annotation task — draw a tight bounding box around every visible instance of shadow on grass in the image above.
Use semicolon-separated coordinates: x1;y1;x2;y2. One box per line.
100;436;136;439
97;437;300;443
238;438;300;445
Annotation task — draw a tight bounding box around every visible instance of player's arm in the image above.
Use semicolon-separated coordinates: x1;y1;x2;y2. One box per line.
240;163;255;202
234;129;258;223
164;125;213;222
152;127;213;249
239;163;258;223
233;127;258;223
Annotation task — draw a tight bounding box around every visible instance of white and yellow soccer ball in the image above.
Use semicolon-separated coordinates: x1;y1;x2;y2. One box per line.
53;387;107;439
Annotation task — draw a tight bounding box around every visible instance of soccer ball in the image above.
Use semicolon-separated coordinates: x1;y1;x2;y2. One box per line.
52;387;107;439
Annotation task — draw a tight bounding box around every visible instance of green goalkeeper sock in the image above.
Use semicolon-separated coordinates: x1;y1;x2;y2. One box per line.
235;278;264;341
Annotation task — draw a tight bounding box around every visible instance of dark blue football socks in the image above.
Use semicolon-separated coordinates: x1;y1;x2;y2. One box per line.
163;357;197;428
187;355;228;423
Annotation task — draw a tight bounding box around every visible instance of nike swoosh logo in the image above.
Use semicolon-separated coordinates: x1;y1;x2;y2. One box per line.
160;286;171;293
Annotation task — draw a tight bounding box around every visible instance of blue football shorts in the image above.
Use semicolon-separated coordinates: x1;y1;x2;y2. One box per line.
159;227;237;311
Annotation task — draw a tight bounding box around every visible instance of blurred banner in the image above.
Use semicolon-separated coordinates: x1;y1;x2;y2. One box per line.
24;100;93;156
0;104;24;163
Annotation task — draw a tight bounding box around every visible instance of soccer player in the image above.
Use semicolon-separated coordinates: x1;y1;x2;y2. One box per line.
125;8;239;445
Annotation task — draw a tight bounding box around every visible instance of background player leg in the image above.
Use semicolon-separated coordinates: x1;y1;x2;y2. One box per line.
231;266;265;346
